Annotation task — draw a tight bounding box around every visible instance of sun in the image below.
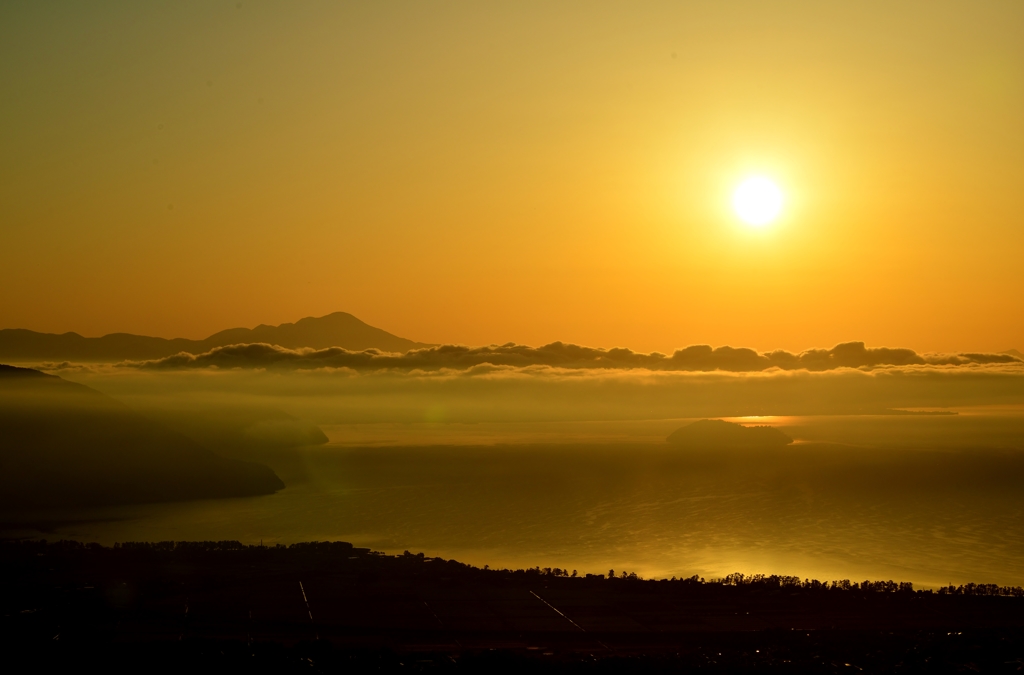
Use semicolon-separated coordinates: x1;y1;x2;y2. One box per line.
732;176;783;226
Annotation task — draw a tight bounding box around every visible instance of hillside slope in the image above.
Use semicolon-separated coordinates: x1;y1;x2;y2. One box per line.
0;365;284;508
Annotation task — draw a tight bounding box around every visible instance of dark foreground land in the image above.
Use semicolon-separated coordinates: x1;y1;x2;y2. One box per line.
4;541;1024;673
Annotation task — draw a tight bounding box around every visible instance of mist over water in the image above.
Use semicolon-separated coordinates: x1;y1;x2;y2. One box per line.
11;411;1024;590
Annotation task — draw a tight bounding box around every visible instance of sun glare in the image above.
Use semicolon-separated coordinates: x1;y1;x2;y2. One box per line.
732;176;783;226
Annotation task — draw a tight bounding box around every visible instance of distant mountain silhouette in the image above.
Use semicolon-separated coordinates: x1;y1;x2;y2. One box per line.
0;365;284;508
201;312;429;352
1003;349;1024;359
0;312;430;362
667;419;793;448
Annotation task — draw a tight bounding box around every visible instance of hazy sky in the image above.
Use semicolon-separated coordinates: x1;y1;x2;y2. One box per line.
2;1;1021;353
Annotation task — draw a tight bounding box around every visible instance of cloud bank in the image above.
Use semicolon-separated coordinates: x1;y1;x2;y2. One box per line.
125;341;1022;373
53;346;1024;424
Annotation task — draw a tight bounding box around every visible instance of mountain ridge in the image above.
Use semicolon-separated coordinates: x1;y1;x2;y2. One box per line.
0;312;431;362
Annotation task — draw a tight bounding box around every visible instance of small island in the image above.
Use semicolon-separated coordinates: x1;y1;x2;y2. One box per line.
666;419;793;449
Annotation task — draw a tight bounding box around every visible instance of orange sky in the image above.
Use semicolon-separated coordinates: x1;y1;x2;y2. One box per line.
2;2;1022;353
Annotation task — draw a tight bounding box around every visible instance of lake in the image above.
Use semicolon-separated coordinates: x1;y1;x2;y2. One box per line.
6;413;1024;589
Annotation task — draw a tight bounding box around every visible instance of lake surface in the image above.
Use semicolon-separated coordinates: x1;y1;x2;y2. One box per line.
6;414;1024;589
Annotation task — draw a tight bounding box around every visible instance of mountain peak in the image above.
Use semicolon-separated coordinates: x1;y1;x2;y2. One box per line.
203;312;430;352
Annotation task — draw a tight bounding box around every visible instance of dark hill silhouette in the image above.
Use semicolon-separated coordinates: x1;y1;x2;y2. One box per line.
0;311;430;362
667;419;793;448
5;540;1024;672
0;365;284;508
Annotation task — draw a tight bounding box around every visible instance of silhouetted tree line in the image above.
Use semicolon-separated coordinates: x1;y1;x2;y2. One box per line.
710;573;919;594
114;540;373;555
936;582;1024;597
7;540;1024;597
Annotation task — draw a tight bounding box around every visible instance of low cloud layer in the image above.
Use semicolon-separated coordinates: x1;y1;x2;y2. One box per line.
125;341;1022;373
49;346;1024;425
